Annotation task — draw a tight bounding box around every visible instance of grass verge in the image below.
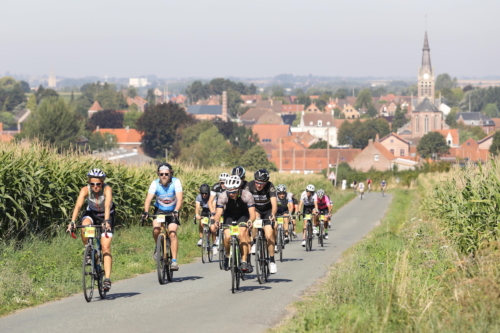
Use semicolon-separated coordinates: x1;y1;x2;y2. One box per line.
272;188;500;332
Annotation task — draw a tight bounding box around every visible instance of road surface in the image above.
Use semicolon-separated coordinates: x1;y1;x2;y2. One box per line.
0;192;392;333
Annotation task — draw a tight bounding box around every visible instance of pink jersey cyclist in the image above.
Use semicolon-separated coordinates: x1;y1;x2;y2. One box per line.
315;194;331;212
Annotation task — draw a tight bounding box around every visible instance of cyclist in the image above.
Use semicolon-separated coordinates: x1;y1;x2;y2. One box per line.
213;175;256;272
142;163;183;271
276;184;294;243
298;184;318;247
358;182;365;198
196;183;218;255
352;180;358;193
67;168;114;291
367;178;372;192
314;189;332;239
245;169;278;274
209;172;229;213
381;180;387;194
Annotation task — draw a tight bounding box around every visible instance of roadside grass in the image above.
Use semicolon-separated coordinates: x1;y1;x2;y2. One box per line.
272;186;500;332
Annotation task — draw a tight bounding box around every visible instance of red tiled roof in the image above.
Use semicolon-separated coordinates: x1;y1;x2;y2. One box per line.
96;128;143;143
380;132;410;144
0;133;14;142
491;118;500;129
460;138;478;149
333;118;367;128
89;101;103;111
373;142;396;160
282;104;304;113
252;124;290;144
434;129;459;145
270;148;361;171
478;132;495;144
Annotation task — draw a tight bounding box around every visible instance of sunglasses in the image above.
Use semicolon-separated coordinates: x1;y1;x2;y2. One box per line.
227;190;239;194
89;182;102;186
159;173;170;176
255;181;267;186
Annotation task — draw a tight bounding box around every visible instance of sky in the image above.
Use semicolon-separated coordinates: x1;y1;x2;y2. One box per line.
1;0;499;79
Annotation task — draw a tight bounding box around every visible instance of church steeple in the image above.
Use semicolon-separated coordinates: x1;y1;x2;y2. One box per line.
417;31;435;104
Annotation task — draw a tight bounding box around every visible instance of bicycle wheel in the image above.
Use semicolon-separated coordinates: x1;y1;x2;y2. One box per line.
208;231;213;262
165;237;173;282
263;238;269;282
278;228;283;262
156;234;166;285
201;228;208;264
255;237;263;284
231;240;237;293
96;252;107;299
235;245;241;289
319;224;324;247
306;222;313;251
288;221;294;243
82;245;94;302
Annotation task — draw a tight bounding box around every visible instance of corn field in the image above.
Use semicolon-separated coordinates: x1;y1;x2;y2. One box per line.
420;159;500;254
0;141;350;241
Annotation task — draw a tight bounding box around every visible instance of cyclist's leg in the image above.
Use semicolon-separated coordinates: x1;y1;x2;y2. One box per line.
167;218;179;260
283;216;289;236
223;216;232;255
80;214;93;245
264;224;275;257
100;235;113;279
152;207;162;244
198;220;203;241
237;222;249;260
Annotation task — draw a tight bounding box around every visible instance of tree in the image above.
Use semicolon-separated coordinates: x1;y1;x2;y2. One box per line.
308;141;333;149
227;89;243;117
296;94;311;108
435;73;457;90
123;109;142;128
417;132;450;159
18;98;84;150
0;111;16;128
482;103;499;118
355;89;373;110
35;87;58;104
0;77;27;111
26;94;37;111
87;110;124;131
19;80;30;93
239;145;277;171
333;89;348;99
391;104;407;132
489;131;500;156
179;127;232;167
127;86;138;98
367;104;378;118
136;102;195;157
88;132;118;152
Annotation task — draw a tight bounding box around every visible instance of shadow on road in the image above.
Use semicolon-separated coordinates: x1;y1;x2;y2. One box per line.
237;285;272;292
281;258;303;262
269;278;292;283
174;276;204;283
103;292;141;300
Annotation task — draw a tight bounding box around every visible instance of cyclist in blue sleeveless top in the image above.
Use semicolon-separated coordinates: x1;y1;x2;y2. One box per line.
142;163;183;271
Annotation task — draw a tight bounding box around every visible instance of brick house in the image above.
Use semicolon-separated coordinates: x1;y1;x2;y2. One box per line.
95;126;143;153
282;104;305;114
342;104;360;119
305;102;321;113
379;133;410;158
478;133;494;150
187;91;228;121
434;129;459;147
456;112;495;134
88;101;103;118
296;111;337;147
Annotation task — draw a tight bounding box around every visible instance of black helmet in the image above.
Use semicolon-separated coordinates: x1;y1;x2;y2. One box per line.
200;183;210;194
231;166;246;178
254;169;270;182
157;162;173;175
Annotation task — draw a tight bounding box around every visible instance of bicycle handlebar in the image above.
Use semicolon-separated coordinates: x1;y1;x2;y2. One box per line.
70;223;109;239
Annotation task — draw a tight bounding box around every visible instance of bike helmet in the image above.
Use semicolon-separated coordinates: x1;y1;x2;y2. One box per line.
254;169;270;182
87;168;106;178
276;184;287;193
219;172;230;182
157;162;173;174
306;184;315;192
231;166;246;178
200;183;210;194
317;189;325;198
382;180;385;182
225;175;242;190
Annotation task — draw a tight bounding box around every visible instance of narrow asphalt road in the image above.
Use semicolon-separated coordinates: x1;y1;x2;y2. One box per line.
0;192;392;333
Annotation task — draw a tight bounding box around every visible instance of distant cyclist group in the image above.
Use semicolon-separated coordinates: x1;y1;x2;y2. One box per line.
67;164;386;299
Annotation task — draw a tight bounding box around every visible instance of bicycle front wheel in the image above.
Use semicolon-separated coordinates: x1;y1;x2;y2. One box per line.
201;228;208;264
255;237;264;284
96;255;107;299
306;222;313;251
82;245;94;302
208;231;213;262
318;224;324;247
165;237;173;282
288;222;294;243
263;239;269;282
231;240;237;293
278;228;284;262
156;234;166;285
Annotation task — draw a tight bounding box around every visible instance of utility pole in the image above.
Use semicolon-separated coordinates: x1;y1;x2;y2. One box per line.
334;150;340;187
327;129;330;176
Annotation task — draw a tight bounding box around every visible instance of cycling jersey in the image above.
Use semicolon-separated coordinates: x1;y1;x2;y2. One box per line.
381;182;386;187
244;181;277;213
358;185;365;192
277;192;293;214
195;194;210;215
315;195;331;210
84;183;116;235
300;191;317;206
148;177;183;212
216;189;255;220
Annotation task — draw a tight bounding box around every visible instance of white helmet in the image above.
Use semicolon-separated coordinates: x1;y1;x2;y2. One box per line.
87;168;106;178
219;172;230;182
306;184;315;192
225;175;242;190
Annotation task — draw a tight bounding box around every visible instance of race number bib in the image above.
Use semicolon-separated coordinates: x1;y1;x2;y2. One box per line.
84;227;96;238
253;219;263;228
277;217;284;224
201;217;209;225
229;225;239;235
157;215;166;223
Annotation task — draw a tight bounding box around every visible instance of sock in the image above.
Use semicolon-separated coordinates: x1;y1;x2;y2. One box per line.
172;259;177;262
270;256;275;263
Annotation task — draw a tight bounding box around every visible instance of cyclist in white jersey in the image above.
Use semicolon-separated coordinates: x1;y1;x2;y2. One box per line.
298;184;318;247
67;168;114;291
142;163;183;270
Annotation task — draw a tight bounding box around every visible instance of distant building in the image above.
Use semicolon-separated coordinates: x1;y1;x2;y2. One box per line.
95;126;143;154
296;111;337;147
48;68;56;88
456;112;495;133
93;147;154;166
88;101;103;118
187;91;228;121
129;78;148;88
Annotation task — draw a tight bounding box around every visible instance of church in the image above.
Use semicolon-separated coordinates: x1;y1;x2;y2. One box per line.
398;32;448;140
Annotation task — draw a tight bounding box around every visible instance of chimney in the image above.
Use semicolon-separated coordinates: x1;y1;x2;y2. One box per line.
96;126;100;132
222;91;228;121
126;126;130;132
375;133;380;143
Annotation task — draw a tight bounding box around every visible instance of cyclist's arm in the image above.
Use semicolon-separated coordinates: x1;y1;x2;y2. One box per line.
287;202;294;215
248;206;256;222
214;207;223;223
143;192;155;213
195;201;201;219
298;200;304;214
174;191;183;212
208;193;216;213
103;185;113;222
314;200;319;212
270;196;278;217
71;186;88;222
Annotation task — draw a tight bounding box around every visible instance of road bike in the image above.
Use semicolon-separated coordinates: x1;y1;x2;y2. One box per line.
227;224;245;293
200;216;213;263
359;190;364;200
288;214;296;242
71;224;108;302
368;183;372;193
318;214;326;247
382;186;386;197
303;213;314;252
217;217;225;270
253;219;269;284
275;215;286;262
148;213;174;285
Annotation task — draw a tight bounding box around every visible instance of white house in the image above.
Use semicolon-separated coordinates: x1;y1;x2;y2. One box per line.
293;111;338;147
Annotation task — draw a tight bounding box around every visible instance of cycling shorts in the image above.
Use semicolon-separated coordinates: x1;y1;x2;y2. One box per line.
82;210;115;237
256;209;274;226
302;205;315;215
223;215;249;227
319;208;329;215
153;207;180;226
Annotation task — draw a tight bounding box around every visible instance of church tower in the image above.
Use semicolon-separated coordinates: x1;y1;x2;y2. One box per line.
417;32;434;104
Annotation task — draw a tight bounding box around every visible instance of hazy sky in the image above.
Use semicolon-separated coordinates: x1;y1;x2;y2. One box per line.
1;0;498;79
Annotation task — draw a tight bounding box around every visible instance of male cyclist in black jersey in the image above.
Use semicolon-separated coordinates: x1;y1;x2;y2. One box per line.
213;175;256;272
195;184;218;254
245;169;279;274
276;184;294;243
